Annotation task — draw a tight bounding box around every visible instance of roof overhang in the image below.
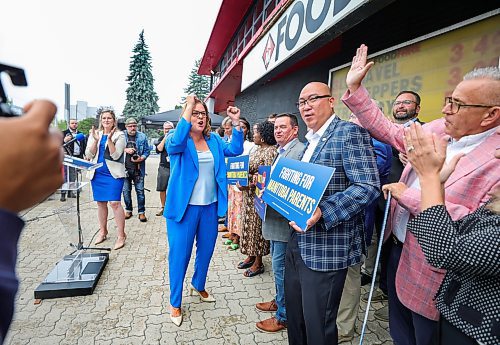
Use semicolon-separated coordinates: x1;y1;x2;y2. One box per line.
206;59;243;113
198;0;254;75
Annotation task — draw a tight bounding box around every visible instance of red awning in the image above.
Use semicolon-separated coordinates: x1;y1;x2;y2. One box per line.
206;59;243;113
198;0;254;76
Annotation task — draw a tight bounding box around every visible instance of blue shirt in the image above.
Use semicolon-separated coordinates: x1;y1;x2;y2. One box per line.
188;150;217;205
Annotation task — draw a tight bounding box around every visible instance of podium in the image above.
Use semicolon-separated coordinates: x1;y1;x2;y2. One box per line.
35;155;109;299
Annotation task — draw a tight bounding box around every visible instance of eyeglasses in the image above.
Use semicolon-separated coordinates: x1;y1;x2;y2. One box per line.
393;100;417;107
444;97;497;115
192;110;207;118
296;95;330;109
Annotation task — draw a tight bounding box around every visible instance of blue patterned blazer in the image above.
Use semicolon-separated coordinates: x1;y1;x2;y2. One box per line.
297;116;380;271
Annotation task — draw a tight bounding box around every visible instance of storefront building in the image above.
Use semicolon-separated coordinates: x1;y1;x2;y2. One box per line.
200;0;499;133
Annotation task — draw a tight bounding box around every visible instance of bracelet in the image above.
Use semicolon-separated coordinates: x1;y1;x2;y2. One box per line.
232;122;240;126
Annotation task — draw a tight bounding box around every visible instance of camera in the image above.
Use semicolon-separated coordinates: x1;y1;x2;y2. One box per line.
0;64;28;117
126;140;139;160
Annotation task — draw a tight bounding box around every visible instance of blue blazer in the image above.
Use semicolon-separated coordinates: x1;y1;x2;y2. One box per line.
297;117;380;271
164;118;243;222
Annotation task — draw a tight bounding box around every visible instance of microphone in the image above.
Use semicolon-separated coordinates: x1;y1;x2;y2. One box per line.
63;133;85;147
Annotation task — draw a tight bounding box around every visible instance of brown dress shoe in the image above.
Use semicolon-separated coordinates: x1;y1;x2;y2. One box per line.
138;214;147;222
256;316;286;333
218;226;228;232
255;299;277;312
125;212;133;220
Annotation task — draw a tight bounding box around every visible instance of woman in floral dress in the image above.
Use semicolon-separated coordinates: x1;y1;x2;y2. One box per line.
238;121;277;277
226;118;255;249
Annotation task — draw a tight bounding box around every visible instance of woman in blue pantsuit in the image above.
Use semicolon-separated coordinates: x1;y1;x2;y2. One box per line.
164;95;243;326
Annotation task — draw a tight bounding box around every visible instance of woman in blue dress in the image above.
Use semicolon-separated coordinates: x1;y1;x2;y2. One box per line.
85;109;127;250
164;96;244;326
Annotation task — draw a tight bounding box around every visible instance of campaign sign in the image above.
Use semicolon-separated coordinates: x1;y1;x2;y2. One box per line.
262;158;335;231
254;165;271;221
226;155;249;186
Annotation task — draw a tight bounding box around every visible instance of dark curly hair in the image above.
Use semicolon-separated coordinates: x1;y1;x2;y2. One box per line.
239;117;252;141
256;121;277;146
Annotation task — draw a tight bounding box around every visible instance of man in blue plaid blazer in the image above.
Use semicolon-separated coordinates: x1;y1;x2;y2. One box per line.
285;82;380;345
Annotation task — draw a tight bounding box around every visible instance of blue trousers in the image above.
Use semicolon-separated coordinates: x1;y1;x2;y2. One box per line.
270;240;287;323
122;175;145;214
166;202;218;308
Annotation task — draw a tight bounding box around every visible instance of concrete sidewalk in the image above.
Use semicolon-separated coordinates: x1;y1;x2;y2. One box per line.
6;156;393;345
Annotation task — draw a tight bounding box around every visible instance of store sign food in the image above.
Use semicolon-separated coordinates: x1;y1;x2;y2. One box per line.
242;0;366;90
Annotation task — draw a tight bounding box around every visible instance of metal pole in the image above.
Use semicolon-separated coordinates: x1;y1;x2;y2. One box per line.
359;191;392;345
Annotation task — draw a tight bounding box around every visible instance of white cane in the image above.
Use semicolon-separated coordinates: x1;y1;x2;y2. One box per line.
359;191;391;345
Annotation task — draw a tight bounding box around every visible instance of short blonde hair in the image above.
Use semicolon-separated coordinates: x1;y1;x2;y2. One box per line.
163;121;174;129
222;116;232;127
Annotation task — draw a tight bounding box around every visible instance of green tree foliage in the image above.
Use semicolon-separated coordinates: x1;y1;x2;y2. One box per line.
57;119;67;131
77;118;97;135
181;59;210;103
123;30;159;120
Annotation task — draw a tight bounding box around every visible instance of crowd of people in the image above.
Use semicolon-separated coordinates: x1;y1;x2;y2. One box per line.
1;44;498;345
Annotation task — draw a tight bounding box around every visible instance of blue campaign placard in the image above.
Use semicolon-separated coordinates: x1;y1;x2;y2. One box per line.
254;165;271;221
262;157;335;231
226;155;250;186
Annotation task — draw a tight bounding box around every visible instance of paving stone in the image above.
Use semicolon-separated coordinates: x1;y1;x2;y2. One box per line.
7;157;392;345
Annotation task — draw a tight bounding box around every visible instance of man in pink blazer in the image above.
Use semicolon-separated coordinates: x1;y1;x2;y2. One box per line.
341;44;500;345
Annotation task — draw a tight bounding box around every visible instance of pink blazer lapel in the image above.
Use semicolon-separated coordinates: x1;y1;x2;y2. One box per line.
445;134;498;188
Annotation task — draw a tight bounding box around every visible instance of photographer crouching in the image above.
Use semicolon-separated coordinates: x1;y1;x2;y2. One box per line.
123;117;150;222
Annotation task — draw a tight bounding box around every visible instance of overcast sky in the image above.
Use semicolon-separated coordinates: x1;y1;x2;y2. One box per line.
0;0;222;119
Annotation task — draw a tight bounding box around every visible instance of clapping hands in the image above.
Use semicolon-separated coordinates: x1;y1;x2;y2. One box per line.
403;122;463;183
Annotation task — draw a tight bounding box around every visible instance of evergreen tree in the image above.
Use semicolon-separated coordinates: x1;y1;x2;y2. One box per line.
123;30;159;119
181;59;210;103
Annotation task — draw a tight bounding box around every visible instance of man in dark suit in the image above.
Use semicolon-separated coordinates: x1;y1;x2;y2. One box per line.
255;113;305;333
286;82;380;345
61;118;86;201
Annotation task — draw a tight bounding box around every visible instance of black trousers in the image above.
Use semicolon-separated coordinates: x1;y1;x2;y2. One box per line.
285;232;347;345
387;240;437;345
438;317;476;345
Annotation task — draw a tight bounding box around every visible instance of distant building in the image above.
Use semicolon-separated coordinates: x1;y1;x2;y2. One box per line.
69;101;98;120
